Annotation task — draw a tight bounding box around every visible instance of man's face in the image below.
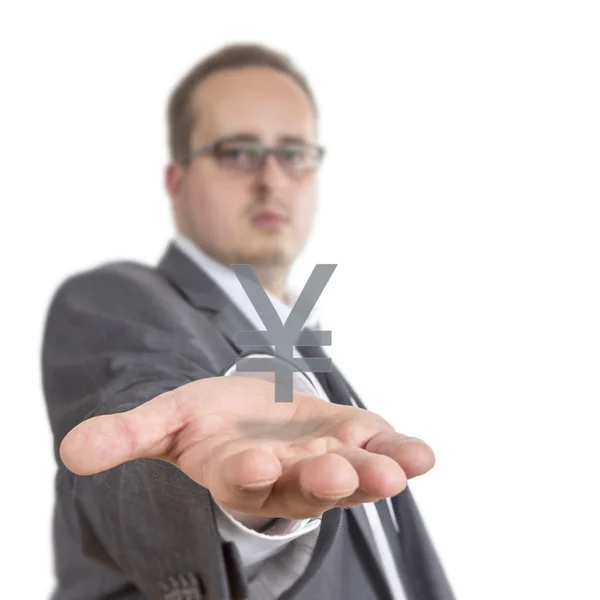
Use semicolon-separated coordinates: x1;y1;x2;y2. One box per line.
167;66;319;269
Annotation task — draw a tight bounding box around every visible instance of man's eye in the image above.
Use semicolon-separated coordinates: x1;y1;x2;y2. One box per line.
281;146;305;161
218;144;261;160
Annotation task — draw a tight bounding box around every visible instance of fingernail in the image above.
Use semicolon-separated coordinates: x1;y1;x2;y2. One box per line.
238;480;275;492
309;491;345;502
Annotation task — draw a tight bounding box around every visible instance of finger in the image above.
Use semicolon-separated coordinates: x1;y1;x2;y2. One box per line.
59;389;187;475
264;453;360;519
207;445;283;512
330;447;407;505
364;433;435;478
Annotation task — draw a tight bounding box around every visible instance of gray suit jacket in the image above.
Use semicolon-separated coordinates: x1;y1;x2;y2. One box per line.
41;242;455;600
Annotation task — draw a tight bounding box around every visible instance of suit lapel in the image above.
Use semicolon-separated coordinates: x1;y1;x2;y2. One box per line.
156;242;272;355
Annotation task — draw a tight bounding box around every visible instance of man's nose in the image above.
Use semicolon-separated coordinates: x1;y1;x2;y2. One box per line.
256;153;289;189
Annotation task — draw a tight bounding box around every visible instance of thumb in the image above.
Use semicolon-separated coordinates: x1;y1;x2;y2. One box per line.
60;389;185;475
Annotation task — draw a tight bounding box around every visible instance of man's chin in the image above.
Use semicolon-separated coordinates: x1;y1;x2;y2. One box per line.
238;246;294;267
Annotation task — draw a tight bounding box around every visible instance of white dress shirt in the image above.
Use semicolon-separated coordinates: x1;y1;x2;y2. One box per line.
172;233;407;599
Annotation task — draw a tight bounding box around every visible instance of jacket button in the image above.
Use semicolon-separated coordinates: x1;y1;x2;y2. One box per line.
159;573;204;599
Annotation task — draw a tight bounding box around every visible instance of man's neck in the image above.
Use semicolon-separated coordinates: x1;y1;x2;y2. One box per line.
173;233;292;304
251;265;289;301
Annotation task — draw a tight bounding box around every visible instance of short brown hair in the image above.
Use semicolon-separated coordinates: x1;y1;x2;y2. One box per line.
167;43;318;164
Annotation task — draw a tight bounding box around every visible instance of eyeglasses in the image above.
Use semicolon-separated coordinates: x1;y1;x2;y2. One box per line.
183;136;326;173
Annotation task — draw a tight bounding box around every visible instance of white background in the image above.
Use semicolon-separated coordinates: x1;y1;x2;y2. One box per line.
1;1;599;598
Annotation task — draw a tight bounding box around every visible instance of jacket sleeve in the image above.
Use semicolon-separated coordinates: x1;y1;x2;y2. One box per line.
41;262;241;600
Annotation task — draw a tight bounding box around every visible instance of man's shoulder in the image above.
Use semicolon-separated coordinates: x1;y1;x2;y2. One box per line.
70;255;156;281
47;256;177;318
59;256;162;293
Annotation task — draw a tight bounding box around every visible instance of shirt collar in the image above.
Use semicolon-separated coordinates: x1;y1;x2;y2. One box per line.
172;233;320;331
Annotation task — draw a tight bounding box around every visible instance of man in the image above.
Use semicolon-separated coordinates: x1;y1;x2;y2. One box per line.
42;43;454;600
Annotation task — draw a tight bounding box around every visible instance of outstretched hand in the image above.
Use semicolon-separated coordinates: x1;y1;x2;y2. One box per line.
60;376;435;520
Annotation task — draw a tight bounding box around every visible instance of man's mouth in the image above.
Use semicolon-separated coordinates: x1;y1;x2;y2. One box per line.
251;210;288;230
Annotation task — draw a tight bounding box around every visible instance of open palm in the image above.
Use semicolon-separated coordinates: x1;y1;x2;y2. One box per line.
61;376;435;520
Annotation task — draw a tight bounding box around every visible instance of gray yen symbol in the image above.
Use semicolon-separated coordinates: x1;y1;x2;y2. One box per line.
231;264;336;402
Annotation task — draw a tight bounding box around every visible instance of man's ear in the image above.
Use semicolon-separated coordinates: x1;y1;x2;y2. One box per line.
165;161;184;202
